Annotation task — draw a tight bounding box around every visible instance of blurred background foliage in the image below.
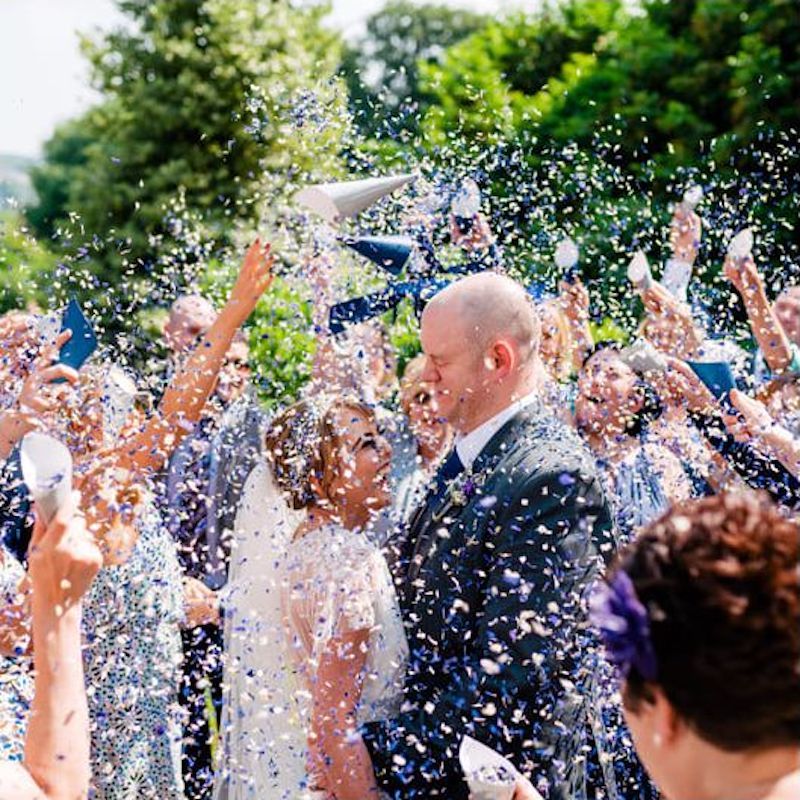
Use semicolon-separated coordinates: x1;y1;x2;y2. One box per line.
2;0;798;404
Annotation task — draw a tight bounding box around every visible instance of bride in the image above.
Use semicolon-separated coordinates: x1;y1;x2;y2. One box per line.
214;396;408;799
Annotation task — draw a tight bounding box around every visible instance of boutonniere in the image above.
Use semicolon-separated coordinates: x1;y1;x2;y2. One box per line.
447;467;486;508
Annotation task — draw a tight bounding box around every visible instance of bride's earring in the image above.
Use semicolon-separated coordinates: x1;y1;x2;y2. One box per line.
653;732;663;748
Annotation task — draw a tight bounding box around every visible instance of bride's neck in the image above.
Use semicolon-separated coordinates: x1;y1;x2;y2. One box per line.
300;502;368;535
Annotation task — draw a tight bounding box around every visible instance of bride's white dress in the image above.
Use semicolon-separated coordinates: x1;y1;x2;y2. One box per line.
214;460;408;800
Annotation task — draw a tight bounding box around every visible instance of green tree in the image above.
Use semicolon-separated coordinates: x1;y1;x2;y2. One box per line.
28;0;348;283
416;0;799;318
0;213;57;314
341;0;487;139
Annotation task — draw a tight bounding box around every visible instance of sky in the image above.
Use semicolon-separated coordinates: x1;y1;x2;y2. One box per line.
0;0;508;159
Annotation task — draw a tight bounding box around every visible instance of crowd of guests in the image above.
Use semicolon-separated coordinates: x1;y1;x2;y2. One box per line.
0;193;798;800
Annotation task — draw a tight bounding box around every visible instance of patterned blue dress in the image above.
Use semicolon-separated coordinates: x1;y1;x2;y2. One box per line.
0;544;32;761
82;499;185;799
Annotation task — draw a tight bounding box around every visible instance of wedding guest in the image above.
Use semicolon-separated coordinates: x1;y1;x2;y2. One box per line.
67;239;274;799
575;343;694;539
538;299;574;384
589;492;800;800
165;319;264;800
389;355;452;525
0;498;102;800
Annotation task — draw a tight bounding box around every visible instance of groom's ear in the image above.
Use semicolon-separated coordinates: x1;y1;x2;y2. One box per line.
488;339;515;379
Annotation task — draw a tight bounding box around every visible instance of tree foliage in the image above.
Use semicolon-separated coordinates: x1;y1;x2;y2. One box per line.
28;0;348;281
341;0;487;139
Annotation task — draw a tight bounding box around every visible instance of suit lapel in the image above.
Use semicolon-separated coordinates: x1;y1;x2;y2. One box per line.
403;401;549;597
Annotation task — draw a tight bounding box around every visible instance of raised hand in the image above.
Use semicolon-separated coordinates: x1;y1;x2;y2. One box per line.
28;495;102;613
559;276;590;322
17;329;79;415
659;358;718;414
728;389;776;437
723;252;763;299
669;204;702;264
224;238;275;326
450;212;494;252
182;576;220;627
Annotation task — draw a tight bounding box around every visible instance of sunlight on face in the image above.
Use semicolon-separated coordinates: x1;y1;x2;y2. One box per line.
325;406;392;513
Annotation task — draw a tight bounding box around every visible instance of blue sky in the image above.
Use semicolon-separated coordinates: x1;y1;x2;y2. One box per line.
0;0;507;158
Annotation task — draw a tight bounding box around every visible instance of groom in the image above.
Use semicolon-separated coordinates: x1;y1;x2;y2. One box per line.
362;273;627;799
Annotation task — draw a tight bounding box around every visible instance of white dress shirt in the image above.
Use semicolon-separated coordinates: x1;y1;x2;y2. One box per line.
455;392;539;471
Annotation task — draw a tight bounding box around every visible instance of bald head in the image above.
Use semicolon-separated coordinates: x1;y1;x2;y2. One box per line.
419;273;542;433
425;272;540;363
164;294;217;355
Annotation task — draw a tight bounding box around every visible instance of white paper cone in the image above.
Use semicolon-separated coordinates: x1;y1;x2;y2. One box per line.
621;338;669;373
459;736;519;800
727;227;754;260
102;367;138;442
554;237;579;270
661;257;692;302
20;432;73;526
682;185;703;209
295;173;416;223
627;250;653;291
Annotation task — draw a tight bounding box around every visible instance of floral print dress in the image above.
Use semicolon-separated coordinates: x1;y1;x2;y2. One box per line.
0;544;32;761
83;500;185;799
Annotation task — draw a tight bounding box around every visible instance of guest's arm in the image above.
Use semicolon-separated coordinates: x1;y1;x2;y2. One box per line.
0;501;101;800
663;360;800;507
723;254;795;374
726;390;800;478
641;283;703;358
362;467;613;793
559;278;592;372
122;239;274;475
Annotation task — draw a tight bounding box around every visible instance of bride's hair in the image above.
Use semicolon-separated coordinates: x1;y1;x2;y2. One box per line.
265;395;374;510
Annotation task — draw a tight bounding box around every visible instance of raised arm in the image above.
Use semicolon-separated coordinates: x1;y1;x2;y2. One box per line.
559;277;592;372
122;239;274;475
0;330;78;461
723;253;794;374
0;499;101;800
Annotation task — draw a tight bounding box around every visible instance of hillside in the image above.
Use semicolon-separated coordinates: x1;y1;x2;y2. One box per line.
0;153;37;208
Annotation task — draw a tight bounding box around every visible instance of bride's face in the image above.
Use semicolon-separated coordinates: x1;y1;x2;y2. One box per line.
324;406;392;514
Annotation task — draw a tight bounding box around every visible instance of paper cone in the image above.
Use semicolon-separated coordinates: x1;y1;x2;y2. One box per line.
20;432;73;525
459;735;521;800
103;366;138;441
343;235;415;275
554;237;579;271
661;257;692;302
727;228;753;260
627;250;653;291
621;338;668;374
295;173;416;223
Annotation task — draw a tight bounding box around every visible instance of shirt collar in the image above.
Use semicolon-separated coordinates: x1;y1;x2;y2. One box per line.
455;392;539;471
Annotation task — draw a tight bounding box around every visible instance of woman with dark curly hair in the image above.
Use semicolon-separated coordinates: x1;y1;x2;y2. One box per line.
589;492;800;800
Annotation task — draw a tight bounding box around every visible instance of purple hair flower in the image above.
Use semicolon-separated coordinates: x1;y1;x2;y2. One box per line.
590;570;658;682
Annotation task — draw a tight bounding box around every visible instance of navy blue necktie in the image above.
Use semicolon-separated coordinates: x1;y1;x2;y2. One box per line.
434;447;465;500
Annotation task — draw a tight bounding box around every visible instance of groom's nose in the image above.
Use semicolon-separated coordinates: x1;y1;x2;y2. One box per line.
421;356;439;383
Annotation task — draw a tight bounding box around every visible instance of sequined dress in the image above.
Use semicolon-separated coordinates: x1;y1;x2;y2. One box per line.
82;501;185;799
